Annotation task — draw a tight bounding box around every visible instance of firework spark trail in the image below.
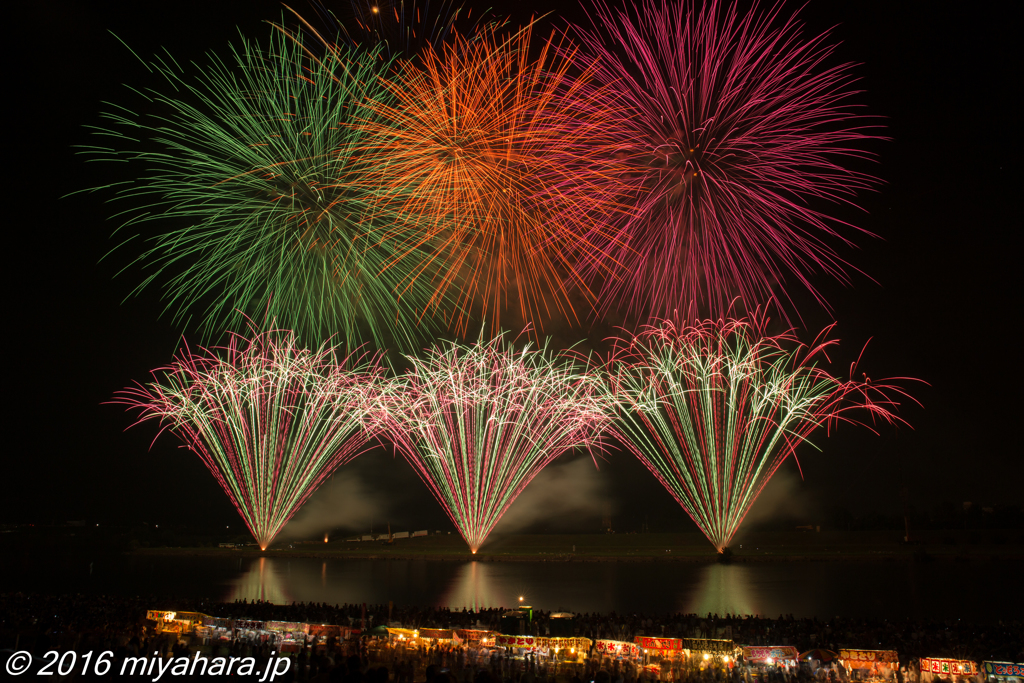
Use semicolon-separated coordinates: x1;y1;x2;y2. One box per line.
80;29;444;349
572;0;882;323
356;24;632;336
606;314;915;552
382;333;614;552
279;0;504;61
115;328;387;550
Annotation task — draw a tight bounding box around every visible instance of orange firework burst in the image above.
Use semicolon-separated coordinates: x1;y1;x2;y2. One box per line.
357;24;632;336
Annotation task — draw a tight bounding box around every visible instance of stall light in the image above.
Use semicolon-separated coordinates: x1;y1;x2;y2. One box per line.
704;654;710;661
766;658;774;665
724;656;730;663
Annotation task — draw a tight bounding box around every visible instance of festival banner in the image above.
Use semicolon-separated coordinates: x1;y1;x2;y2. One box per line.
921;659;978;675
743;647;800;662
419;629;454;640
547;637;591;650
495;635;540;648
635;637;684;651
840;650;898;667
307;624;344;639
494;635;590;649
266;621;305;634
146;610;176;621
234;620;266;631
387;628;419;639
983;662;1024;678
597;640;642;657
181;612;207;622
456;629;493;643
681;639;736;654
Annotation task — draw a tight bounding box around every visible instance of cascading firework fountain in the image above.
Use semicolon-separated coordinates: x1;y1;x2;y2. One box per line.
606;315;916;552
116;327;386;550
382;333;614;552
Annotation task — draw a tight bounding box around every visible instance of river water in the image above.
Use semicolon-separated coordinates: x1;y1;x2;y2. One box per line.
6;554;1020;620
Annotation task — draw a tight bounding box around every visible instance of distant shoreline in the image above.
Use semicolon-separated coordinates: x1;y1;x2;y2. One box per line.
7;528;1019;563
132;542;1022;564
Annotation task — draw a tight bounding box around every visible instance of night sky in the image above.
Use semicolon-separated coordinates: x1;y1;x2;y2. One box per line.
5;0;1016;535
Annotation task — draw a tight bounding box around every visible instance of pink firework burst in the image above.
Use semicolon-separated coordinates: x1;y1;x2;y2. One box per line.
572;0;882;322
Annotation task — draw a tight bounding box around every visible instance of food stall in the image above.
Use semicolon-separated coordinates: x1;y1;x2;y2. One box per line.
307;623;357;649
197;615;233;643
457;629;496;645
839;649;899;681
494;635;590;663
546;637;591;663
233;618;273;644
385;627;423;650
680;638;738;666
419;628;457;642
920;658;980;682
982;663;1024;683
146;610;209;635
636;636;685;662
596;639;642;660
266;621;307;653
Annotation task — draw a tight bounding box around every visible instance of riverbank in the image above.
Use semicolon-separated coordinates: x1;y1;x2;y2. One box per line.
132;530;1024;563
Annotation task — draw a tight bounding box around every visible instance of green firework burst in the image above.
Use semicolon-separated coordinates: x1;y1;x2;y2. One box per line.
81;28;446;349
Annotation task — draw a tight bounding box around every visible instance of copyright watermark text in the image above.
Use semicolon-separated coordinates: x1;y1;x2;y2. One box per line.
3;649;291;680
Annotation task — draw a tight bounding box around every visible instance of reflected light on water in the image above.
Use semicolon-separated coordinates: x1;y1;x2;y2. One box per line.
226;557;293;605
440;562;503;611
683;564;758;616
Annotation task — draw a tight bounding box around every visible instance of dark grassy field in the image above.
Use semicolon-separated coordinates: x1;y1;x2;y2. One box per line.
135;529;1024;562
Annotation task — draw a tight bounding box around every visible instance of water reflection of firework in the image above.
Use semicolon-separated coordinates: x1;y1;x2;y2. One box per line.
226;557;294;605
683;564;758;617
440;561;504;612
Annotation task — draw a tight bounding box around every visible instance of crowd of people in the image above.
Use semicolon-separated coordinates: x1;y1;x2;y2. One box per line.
1;592;1020;682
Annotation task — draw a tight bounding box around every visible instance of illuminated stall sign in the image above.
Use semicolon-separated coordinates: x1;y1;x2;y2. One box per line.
496;635;540;648
456;629;492;643
234;620;266;631
146;610;209;633
743;647;800;663
494;635;591;649
921;659;979;675
547;637;591;650
983;662;1024;679
387;628;420;641
681;639;736;655
418;629;455;640
840;650;899;668
307;624;345;640
636;637;684;652
596;640;641;658
146;610;176;621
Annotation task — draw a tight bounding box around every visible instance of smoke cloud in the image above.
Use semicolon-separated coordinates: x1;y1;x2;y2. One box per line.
490;457;612;535
277;473;387;542
733;465;811;534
